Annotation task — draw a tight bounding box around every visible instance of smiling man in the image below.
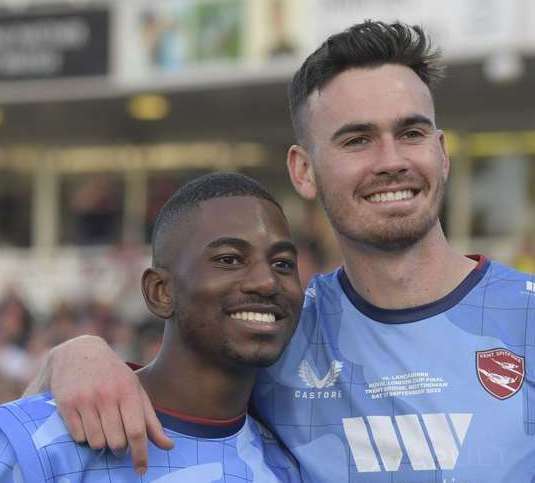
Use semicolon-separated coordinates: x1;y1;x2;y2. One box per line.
24;21;535;482
0;173;303;482
290;64;449;257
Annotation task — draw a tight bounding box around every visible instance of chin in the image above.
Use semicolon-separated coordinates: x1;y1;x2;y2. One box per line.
352;214;439;251
250;355;281;368
226;346;285;368
243;351;284;368
368;228;430;251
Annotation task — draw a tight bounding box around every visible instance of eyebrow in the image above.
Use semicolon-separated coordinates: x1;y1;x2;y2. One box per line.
206;237;250;250
331;122;374;142
393;114;435;131
206;237;298;256
269;240;298;257
331;114;435;142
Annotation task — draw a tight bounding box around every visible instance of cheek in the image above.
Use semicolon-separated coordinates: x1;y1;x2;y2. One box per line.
427;143;448;177
315;155;365;189
430;157;448;186
175;274;225;311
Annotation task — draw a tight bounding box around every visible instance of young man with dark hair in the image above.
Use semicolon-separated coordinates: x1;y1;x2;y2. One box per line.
26;21;535;482
0;173;303;482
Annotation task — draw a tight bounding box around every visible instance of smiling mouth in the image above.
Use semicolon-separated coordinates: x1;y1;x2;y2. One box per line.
365;189;417;203
229;312;276;323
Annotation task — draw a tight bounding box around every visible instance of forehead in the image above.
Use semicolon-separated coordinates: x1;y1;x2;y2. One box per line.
180;196;290;248
306;64;435;132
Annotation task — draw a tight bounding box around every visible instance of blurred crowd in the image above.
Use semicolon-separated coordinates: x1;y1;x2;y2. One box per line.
0;288;163;403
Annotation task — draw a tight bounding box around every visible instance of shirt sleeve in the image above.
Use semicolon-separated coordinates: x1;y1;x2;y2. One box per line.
0;428;19;483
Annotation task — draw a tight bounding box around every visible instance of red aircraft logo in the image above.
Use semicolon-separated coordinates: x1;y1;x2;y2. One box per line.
476;348;524;400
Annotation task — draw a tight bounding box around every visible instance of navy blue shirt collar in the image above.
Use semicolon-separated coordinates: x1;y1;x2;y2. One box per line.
338;255;490;324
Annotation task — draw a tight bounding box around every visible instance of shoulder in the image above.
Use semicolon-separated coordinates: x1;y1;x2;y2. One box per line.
466;259;535;328
0;392;57;430
306;268;342;291
244;416;301;478
486;258;533;280
0;427;20;483
482;259;534;297
303;268;344;309
0;393;61;482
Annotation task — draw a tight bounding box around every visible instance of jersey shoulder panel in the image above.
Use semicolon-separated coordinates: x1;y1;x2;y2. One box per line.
474;259;534;302
0;392;60;482
0;428;20;483
451;259;535;344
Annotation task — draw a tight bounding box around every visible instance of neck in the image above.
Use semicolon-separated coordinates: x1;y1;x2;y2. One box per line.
137;329;256;420
338;224;477;309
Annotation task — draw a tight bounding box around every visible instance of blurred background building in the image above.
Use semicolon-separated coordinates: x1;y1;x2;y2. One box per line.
0;0;533;399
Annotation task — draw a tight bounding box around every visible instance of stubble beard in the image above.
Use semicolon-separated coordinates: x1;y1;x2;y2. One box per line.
317;176;446;252
223;340;284;368
177;311;286;370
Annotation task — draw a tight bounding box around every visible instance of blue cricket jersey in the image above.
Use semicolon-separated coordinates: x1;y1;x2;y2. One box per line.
0;392;301;482
253;256;535;482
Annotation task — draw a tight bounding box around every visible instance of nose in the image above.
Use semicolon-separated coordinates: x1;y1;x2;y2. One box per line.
373;136;409;176
240;261;278;296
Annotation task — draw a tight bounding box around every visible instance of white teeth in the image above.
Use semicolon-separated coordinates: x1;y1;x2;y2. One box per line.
367;190;414;203
230;311;276;323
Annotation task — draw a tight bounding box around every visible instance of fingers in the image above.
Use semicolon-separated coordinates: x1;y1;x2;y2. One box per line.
58;402;86;444
44;336;173;474
56;392;105;448
101;404;128;456
59;387;153;475
79;404;106;450
119;390;149;474
142;389;174;450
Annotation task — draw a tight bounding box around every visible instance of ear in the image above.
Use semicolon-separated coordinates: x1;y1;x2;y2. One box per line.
287;144;318;200
437;130;450;180
141;268;175;320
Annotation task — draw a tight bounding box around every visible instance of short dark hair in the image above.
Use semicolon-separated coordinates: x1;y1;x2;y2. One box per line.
152;172;283;267
289;20;444;143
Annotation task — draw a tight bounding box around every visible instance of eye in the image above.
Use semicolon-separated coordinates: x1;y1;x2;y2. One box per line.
400;129;426;141
272;258;297;273
214;254;242;266
343;136;369;147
